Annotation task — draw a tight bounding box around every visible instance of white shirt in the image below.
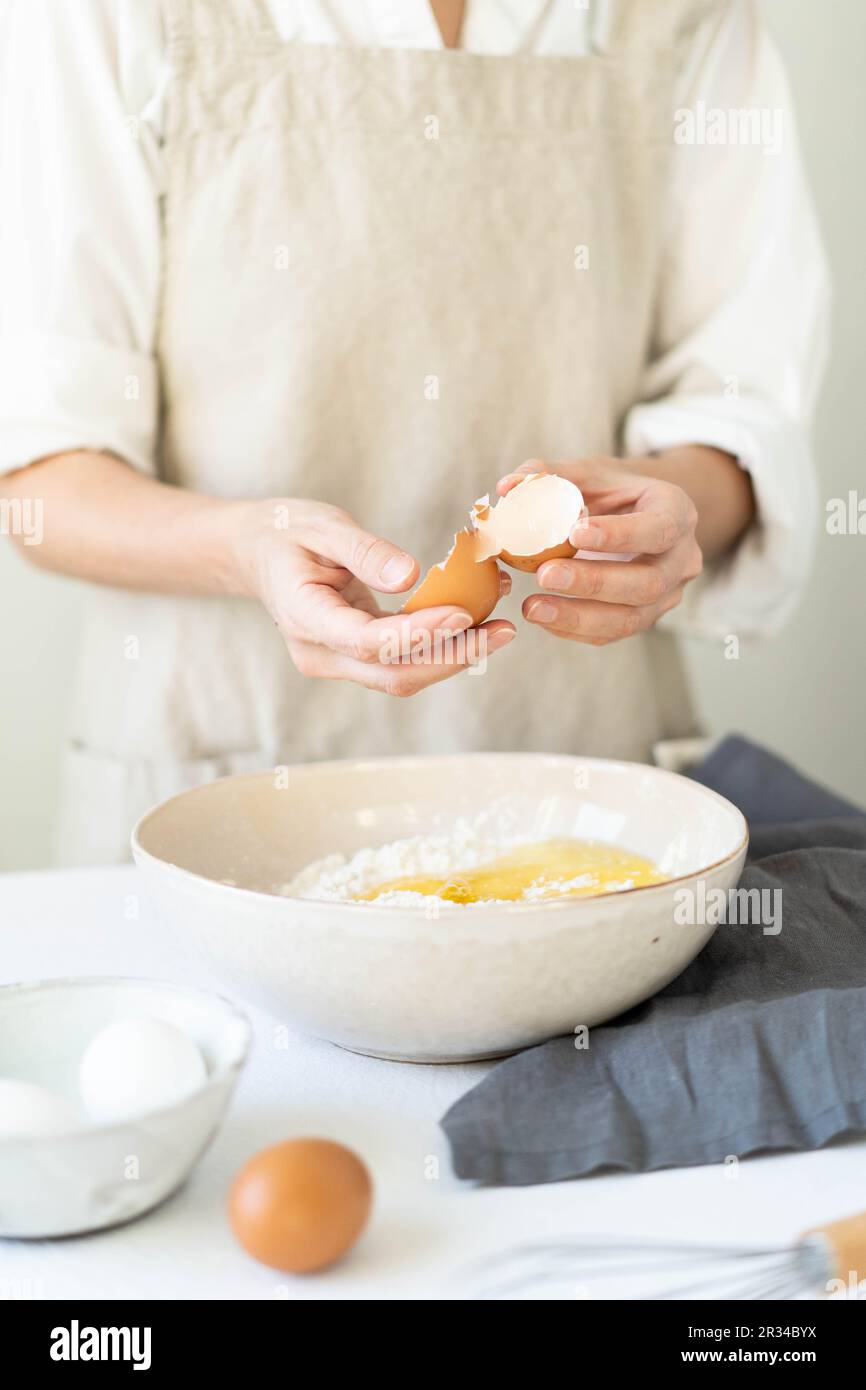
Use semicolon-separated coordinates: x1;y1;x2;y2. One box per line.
0;0;830;638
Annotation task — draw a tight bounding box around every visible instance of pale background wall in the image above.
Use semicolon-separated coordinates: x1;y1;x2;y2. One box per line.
680;0;866;799
1;0;864;870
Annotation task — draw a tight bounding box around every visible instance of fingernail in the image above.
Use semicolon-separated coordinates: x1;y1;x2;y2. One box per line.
499;572;512;594
446;610;474;632
540;565;570;590
527;601;556;624
380;553;415;585
487;627;516;649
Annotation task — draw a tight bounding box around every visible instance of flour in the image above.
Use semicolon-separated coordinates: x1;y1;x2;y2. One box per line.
282;819;526;908
283;819;649;907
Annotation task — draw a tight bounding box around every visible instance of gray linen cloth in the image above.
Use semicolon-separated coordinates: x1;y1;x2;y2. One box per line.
441;737;866;1185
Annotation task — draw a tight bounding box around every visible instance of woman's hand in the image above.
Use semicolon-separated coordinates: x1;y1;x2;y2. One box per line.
497;456;707;646
5;453;515;696
231;498;516;696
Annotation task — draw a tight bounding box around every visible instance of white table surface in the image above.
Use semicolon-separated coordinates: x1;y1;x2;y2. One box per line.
1;865;863;1302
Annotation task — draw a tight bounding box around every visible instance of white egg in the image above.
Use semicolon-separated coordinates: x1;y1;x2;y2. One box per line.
79;1017;207;1124
0;1078;80;1138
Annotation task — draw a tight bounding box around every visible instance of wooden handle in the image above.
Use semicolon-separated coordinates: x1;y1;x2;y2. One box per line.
805;1211;866;1285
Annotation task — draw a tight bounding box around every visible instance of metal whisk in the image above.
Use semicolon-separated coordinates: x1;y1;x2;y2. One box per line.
464;1211;866;1301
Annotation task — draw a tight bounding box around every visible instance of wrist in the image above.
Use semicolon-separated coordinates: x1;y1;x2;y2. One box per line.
632;445;755;559
190;497;268;599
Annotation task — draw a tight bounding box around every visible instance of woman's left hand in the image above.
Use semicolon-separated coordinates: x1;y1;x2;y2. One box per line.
497;457;705;645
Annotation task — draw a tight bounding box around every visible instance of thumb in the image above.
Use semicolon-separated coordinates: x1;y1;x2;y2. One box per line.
321;516;419;593
496;458;549;496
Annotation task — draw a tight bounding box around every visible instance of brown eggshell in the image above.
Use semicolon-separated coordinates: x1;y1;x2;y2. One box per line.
228;1138;373;1274
498;540;576;573
401;527;501;626
475;473;585;571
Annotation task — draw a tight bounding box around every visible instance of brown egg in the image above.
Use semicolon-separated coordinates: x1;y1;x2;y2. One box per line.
402;527;501;626
228;1138;373;1274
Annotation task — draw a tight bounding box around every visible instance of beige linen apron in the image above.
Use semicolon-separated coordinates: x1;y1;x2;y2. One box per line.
56;0;712;865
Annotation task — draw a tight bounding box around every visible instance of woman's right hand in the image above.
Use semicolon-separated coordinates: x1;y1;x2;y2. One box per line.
4;455;514;696
230;498;516;697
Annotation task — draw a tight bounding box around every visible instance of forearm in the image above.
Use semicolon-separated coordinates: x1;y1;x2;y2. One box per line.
3;450;517;695
631;445;755;561
3;450;246;595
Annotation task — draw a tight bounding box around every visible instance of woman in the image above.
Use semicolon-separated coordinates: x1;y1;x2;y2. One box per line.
0;0;828;864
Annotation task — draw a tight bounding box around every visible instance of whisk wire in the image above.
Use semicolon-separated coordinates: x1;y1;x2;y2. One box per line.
466;1236;813;1302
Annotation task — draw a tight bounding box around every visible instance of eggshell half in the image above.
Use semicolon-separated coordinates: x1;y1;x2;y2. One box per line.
499;539;576;573
475;473;586;573
402;527;501;626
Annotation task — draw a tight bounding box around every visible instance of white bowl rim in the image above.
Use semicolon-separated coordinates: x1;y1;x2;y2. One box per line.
0;974;252;1146
131;752;749;919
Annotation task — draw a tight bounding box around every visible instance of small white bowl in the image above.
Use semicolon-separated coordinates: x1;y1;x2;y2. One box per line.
132;754;748;1063
0;977;250;1238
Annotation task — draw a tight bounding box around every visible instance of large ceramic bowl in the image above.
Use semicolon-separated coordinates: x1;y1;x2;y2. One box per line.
132;755;747;1063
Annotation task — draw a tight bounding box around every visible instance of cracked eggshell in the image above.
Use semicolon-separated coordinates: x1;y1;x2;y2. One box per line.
401;527;501;626
475;473;586;573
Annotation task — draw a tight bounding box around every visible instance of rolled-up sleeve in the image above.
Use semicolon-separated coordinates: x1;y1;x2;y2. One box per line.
0;0;163;477
623;0;831;639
